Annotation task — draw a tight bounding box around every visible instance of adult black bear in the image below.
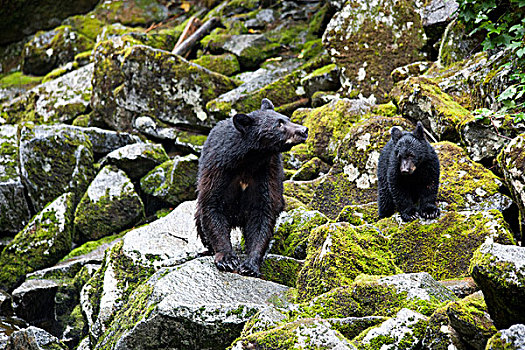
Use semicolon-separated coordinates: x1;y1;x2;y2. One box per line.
377;121;440;222
195;98;308;276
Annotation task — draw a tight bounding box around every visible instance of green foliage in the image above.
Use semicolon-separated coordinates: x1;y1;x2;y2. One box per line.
457;0;525;115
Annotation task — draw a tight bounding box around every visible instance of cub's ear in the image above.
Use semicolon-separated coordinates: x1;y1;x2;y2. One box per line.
413;121;425;140
261;98;274;110
391;126;403;142
233;113;254;134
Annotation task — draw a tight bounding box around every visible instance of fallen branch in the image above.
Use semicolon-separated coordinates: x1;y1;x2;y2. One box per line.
172;17;221;57
173;17;202;50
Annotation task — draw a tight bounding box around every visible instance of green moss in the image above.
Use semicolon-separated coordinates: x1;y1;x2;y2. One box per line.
42;63;79;83
283;178;321;207
447;292;497;341
372;102;398;117
64;14;106;41
336;203;379;226
0;71;42;88
192;53;240;76
72;114;91;127
61;232;125;261
296;223;402;301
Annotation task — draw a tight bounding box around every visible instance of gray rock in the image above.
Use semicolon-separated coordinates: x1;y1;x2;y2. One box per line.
19;124;95;211
91;39;237;132
355;308;428;350
12;279;63;329
245;9;276;29
74;165;144;242
101;142;169;181
300;64;340;98
70;126;141;155
391;61;432;83
0;125;31;234
470;239;525;329
96;257;289;350
378;272;458;303
421;0;459;50
140;155;199;208
486;324;525;350
438;18;484;67
222;34;275;69
6;326;68;350
439;277;479;299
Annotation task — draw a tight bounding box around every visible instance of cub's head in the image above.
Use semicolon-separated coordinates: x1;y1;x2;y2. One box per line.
233;98;308;152
390;121;427;175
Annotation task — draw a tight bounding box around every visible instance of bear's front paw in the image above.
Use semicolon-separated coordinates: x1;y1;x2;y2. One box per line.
400;209;418;222
239;258;261;277
214;251;240;272
419;206;440;220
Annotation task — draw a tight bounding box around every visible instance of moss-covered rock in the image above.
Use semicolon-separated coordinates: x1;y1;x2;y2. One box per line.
486;324;525;350
261;254;303;288
91;0;169;27
0;71;42;90
435;142;512;212
421;305;465;350
191;53;240;76
283;177;323;210
300;63;340;98
438;19;484;68
139;154;198;208
0;192;75;291
336;202;379;226
270;208;329;260
322;0;427;103
18;123;95;212
74;166;144;243
0;125;31;234
5;326;68;350
446;291;497;350
290;98;371;163
22;25;94;76
290;157;331;181
309;116;413;219
91;38;238;132
296;222;402;301
391;76;474;141
377;210;515;281
1;63;94;124
352;308;428;350
469;240;525;329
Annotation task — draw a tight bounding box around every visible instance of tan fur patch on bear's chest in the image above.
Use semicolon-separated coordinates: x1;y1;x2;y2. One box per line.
239;181;249;191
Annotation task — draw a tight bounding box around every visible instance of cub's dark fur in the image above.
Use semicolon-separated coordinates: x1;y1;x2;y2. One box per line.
377;121;440;222
195;99;308;276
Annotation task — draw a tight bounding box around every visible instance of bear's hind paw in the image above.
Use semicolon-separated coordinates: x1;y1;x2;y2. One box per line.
214;251;240;272
239;258;261;277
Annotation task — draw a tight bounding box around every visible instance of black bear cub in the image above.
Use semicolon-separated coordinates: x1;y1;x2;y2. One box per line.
195;98;308;277
377;121;440;222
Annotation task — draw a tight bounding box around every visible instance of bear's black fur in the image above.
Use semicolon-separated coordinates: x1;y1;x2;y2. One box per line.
377;121;440;222
195;98;308;276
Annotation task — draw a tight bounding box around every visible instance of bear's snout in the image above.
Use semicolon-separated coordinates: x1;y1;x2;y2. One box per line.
295;126;308;141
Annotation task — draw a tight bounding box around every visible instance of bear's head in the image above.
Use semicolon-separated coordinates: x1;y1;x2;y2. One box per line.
233;98;308;152
390;121;428;175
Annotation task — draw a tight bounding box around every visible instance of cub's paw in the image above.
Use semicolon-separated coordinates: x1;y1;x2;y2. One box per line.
419;206;440;220
400;208;418;222
239;258;261;277
214;251;240;272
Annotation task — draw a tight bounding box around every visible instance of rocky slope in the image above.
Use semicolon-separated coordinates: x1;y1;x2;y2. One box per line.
0;0;524;349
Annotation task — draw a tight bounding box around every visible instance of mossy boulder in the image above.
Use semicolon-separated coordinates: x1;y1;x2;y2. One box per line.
140;155;199;208
22;25;94;76
352;308;428;350
74;166;144;243
18;124;95;212
377;209;515;281
261;254;304;288
0;63;94;124
270;208;329;260
92;257;289;349
91;39;238;132
218;34;280;69
0;192;75;291
486;324;525;350
191;53;241;76
446;291;497;350
91;0;169;27
230;318;356;350
290;98;372;163
5;326;68;350
469;240;525;329
435;142;512;212
438;19;484;68
101;142;169;181
391;76;474;141
421;305;465;350
309;116;413;219
296;222;402;301
0;125;31;234
300;63;340;99
322;0;427;103
290;157;331;181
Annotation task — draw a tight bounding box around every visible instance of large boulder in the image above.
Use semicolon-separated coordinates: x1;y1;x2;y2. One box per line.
486;324;525;350
498;133;525;227
18;124;95;212
1;63;94;125
470;240;525;329
0;125;31;234
5;326;68;350
322;0;427;103
93;257;289;349
91;38;238;132
0;193;75;291
74;166;144;243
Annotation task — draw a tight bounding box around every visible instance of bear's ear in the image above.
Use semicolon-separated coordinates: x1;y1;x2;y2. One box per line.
233;113;254;134
261;98;274;110
391;127;403;142
413;121;425;140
